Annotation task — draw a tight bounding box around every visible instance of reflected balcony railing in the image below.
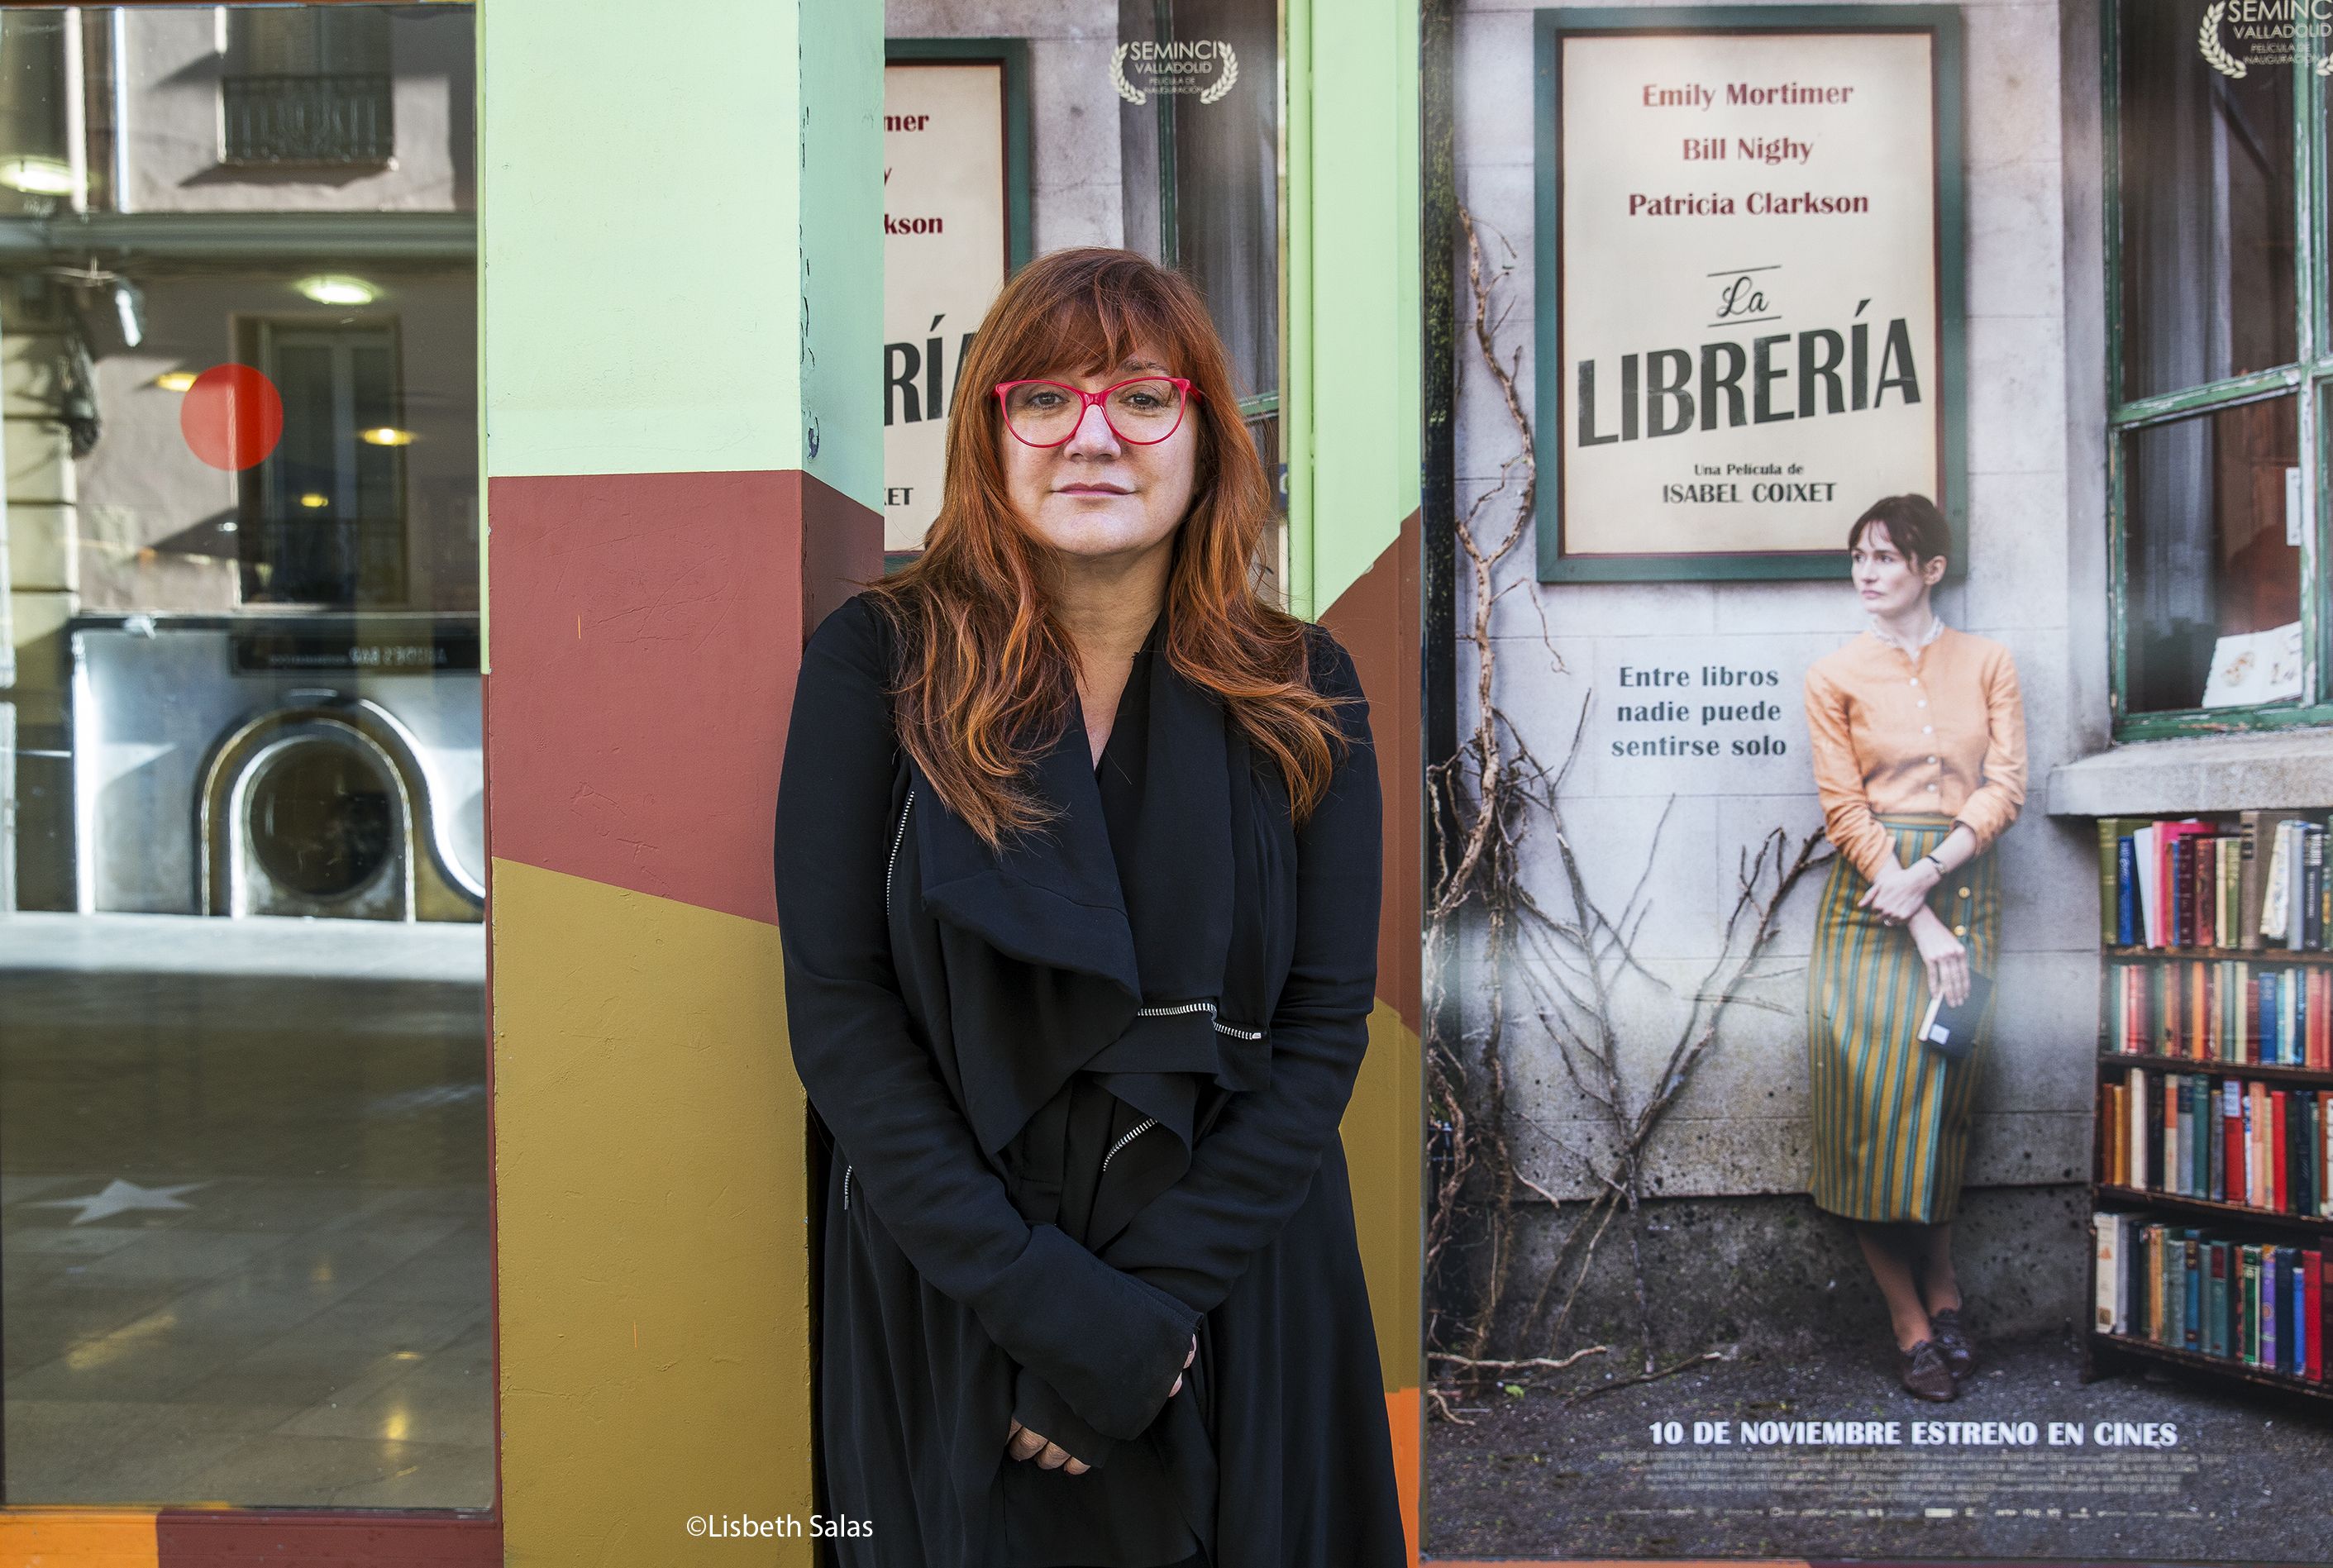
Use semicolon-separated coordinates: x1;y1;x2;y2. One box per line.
241;515;408;606
221;74;394;166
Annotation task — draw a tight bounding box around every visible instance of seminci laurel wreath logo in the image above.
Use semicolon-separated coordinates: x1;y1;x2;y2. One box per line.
2197;0;2333;77
2198;2;2247;75
1111;40;1239;105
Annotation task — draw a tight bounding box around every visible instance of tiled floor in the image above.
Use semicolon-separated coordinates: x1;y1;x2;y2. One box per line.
0;913;493;1508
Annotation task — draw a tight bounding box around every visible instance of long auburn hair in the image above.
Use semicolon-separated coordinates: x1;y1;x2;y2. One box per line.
865;247;1349;851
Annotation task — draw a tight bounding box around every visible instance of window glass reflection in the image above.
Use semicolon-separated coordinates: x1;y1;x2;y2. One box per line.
0;4;484;1508
2122;394;2302;714
2115;0;2297;403
1118;0;1282;508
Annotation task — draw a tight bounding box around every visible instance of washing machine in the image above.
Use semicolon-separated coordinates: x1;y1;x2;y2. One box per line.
70;612;484;922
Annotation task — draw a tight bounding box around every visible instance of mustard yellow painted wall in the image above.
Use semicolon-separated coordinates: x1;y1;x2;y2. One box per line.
1343;1003;1424;1395
492;861;813;1564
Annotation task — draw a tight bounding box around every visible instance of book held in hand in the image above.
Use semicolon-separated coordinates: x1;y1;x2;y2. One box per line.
1919;969;1995;1060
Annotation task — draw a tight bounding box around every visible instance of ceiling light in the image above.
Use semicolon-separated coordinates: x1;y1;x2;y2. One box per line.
298;493;330;509
154;371;197;393
0;157;74;195
294;274;377;306
359;427;414;446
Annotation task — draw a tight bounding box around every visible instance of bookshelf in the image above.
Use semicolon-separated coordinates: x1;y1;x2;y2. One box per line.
2083;810;2333;1408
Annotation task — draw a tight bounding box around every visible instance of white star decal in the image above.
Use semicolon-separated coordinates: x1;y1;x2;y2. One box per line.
26;1179;208;1226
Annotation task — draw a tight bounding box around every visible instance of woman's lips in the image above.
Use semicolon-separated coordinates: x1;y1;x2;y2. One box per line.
1057;484;1130;495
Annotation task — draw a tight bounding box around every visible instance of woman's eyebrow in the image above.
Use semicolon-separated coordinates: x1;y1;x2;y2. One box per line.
1118;356;1168;374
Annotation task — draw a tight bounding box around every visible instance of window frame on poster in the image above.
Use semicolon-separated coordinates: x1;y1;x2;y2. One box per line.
880;37;1033;572
2101;0;2333;741
1530;5;1971;584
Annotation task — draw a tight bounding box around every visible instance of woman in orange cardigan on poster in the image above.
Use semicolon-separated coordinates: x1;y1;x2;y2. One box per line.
1802;493;2027;1404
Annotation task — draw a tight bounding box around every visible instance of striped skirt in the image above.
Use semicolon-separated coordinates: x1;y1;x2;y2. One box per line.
1806;814;2001;1224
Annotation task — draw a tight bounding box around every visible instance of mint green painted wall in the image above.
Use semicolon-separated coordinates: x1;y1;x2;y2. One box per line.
480;0;880;506
799;2;885;508
1290;0;1421;616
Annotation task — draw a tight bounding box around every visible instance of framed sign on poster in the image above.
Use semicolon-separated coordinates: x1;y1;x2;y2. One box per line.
1534;7;1968;582
881;40;1032;560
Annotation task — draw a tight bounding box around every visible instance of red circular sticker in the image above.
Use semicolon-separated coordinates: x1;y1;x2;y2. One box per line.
179;363;284;471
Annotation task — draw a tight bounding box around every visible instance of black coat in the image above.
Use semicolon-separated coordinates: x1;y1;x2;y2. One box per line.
773;593;1405;1568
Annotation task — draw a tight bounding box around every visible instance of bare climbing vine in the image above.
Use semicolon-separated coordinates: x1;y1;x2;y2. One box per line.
1424;209;1834;1423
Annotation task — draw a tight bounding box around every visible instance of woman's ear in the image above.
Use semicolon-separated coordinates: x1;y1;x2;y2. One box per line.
1922;552;1947;588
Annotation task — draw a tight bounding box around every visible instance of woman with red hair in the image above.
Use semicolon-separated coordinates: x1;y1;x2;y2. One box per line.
773;249;1405;1567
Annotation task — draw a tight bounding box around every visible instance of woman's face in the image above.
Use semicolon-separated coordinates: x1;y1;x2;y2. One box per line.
1849;521;1944;616
1000;348;1200;567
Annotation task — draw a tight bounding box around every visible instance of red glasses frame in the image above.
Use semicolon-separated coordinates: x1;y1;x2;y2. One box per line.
992;375;1200;447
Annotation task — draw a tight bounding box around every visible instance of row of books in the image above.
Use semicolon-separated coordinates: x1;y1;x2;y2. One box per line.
2106;960;2333;1067
2101;1067;2330;1215
2092;1213;2327;1381
2098;812;2331;951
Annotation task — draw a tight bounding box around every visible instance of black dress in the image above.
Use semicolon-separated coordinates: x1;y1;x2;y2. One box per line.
772;593;1405;1568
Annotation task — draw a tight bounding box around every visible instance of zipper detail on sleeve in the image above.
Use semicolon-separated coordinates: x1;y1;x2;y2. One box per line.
1103;1118;1159;1172
842;1163;853;1210
885;787;916;914
1136;1001;1214;1020
1136;999;1264;1041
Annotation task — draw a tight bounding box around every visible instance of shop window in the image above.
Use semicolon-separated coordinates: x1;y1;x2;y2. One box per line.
222;7;394;166
2106;0;2330;731
0;3;486;1511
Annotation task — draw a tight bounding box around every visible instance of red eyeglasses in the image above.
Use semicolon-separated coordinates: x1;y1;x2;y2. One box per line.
993;375;1199;448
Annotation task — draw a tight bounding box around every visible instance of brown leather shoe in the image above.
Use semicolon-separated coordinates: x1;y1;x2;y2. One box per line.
1898;1338;1958;1401
1930;1307;1976;1380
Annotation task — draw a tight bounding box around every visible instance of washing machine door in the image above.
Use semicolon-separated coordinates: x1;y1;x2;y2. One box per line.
241;728;406;916
212;717;413;919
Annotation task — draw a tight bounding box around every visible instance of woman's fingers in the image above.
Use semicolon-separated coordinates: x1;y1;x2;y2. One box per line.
1923;947;1970;1008
1004;1423;1090;1475
1166;1330;1197;1397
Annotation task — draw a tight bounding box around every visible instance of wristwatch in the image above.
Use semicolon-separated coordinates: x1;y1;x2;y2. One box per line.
1920;853;1946;876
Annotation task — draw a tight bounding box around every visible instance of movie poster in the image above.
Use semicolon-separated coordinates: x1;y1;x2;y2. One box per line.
1425;3;2333;1563
881;58;1009;553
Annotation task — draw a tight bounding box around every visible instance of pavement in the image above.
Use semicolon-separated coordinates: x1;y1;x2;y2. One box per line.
1424;1327;2333;1564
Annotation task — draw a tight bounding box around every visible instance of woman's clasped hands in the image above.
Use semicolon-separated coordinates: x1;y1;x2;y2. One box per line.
1005;1332;1198;1475
1855;853;1938;927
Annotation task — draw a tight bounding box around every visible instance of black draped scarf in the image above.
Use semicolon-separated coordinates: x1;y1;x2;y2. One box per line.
904;608;1292;1248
